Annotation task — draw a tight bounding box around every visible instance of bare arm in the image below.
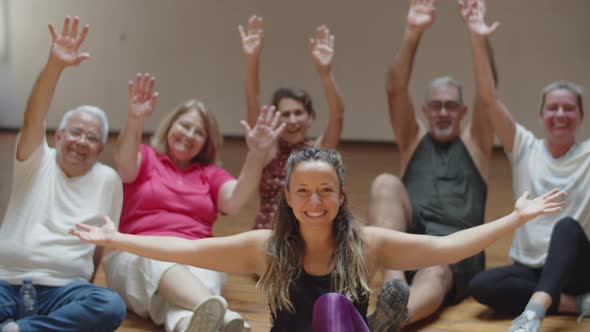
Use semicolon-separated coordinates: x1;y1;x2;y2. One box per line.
89;245;104;283
309;26;344;149
216;106;285;216
18;16;90;161
386;0;436;155
461;0;516;152
468;36;496;157
114;74;158;183
239;15;264;127
372;188;565;270
71;217;270;275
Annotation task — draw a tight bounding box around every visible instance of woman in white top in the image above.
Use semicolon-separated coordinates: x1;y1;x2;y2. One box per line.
463;0;590;329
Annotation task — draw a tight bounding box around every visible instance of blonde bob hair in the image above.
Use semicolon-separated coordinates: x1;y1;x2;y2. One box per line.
150;99;223;165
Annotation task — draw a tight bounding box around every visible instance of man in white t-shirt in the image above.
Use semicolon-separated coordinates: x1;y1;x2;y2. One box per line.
464;4;590;331
0;16;126;332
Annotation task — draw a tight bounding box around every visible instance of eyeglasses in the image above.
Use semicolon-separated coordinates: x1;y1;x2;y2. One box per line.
65;128;102;145
427;100;463;112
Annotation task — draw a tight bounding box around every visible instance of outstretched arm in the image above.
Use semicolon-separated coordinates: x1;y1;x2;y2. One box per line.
70;217;269;275
309;26;344;149
17;16;90;161
461;0;516;152
114;73;158;183
216;106;286;216
386;0;435;155
239;15;264;127
373;188;566;270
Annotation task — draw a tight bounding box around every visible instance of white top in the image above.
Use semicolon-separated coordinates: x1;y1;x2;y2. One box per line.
508;124;590;267
0;137;123;286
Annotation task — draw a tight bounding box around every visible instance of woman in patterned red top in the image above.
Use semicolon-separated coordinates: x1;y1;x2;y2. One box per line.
101;74;284;332
239;15;345;229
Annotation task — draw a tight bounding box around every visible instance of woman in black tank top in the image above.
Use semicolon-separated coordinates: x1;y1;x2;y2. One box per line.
71;146;565;332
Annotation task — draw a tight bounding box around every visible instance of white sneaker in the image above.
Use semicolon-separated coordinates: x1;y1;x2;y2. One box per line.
186;296;227;332
221;309;249;332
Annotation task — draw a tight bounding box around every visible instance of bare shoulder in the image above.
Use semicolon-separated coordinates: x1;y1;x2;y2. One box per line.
460;129;491;182
361;226;384;251
237;229;272;274
399;127;427;176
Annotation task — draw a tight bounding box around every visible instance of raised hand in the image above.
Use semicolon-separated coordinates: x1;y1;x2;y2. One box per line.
459;0;500;36
240;105;286;154
47;16;90;68
128;73;158;120
238;15;264;58
407;0;436;32
309;25;335;74
69;216;118;245
514;188;566;222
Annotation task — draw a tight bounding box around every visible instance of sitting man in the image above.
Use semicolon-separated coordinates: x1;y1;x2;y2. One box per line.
0;16;126;332
367;0;498;330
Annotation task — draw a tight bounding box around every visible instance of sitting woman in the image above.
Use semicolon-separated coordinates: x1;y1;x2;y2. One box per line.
101;74;284;332
74;146;565;332
239;15;345;230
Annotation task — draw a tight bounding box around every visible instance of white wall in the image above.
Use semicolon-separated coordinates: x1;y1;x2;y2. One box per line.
1;0;589;142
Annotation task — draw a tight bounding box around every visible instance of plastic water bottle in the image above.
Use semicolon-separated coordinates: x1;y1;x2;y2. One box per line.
18;278;37;318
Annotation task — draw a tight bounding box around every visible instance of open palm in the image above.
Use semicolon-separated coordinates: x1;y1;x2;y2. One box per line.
459;0;499;36
514;188;566;221
408;0;436;32
128;73;158;119
48;16;90;68
241;105;285;154
69;217;118;245
310;25;335;72
239;15;264;57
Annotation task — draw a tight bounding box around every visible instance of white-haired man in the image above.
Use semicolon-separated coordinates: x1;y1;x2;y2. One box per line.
0;16;125;332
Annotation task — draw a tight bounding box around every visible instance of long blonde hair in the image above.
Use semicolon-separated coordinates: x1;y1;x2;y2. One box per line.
257;146;371;315
150;99;223;165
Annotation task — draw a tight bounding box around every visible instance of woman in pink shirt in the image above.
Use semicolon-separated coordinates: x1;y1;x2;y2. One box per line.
102;74;284;332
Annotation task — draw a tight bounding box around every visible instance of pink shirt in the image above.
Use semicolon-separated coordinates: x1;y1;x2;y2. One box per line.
119;145;234;239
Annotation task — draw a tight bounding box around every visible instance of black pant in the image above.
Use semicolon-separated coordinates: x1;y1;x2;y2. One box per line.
469;217;590;314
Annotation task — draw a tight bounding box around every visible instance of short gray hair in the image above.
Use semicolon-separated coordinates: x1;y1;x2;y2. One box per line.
424;76;464;105
540;81;584;114
58;105;109;144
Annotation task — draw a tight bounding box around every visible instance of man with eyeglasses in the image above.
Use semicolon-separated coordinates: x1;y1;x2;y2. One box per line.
366;0;498;330
0;16;125;332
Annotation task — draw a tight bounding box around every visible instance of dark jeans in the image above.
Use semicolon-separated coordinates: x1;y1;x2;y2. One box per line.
0;280;126;332
470;217;590;314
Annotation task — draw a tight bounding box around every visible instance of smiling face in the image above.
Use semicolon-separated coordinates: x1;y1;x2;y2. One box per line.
277;98;313;145
422;85;467;143
55;111;105;177
285;160;344;231
166;109;207;169
541;88;583;148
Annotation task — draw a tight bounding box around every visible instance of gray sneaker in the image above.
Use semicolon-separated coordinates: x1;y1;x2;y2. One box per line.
368;279;410;332
578;293;590;323
508;311;541;332
186;295;227;332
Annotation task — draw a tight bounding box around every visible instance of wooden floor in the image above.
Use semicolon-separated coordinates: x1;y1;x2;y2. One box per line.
0;131;588;331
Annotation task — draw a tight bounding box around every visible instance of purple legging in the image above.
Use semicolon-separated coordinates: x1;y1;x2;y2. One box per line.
312;293;369;332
